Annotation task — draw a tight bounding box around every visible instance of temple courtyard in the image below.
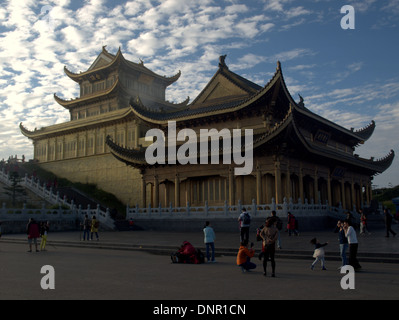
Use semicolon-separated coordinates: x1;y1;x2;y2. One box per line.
1;228;398;301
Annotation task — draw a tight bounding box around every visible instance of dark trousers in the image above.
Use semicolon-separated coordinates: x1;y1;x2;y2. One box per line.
240;257;256;271
263;244;276;274
386;223;396;237
349;243;361;269
240;227;249;243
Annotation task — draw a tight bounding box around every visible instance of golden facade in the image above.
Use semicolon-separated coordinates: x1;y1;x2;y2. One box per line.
21;49;394;211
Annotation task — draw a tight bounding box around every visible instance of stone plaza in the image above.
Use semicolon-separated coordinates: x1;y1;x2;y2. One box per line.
1;227;398;301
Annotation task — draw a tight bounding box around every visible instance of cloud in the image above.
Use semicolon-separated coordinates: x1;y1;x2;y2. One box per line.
0;0;397;188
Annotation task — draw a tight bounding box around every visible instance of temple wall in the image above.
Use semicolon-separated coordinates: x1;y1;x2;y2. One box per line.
38;154;141;206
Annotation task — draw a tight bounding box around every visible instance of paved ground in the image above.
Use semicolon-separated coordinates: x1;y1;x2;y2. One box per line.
1;224;398;301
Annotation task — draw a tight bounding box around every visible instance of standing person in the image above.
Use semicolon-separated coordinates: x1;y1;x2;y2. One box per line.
359;210;371;235
40;221;50;251
271;211;283;249
334;220;348;268
238;208;251;243
310;238;328;270
287;212;298;236
91;215;99;241
26;218;40;252
236;240;256;272
384;208;396;238
82;214;91;241
203;221;216;263
343;219;361;271
0;221;2;238
259;217;278;277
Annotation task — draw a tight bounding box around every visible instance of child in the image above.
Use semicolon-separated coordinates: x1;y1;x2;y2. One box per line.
310;238;328;270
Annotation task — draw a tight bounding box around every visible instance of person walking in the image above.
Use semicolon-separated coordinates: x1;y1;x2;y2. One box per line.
310;238;328;270
343;219;361;271
203;221;216;263
90;215;99;241
238;208;251;243
334;220;348;268
26;218;40;252
259;217;278;277
384;208;396;238
236;240;256;273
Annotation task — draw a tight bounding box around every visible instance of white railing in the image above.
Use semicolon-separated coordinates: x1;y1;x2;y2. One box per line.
0;202;115;229
0;168;115;229
126;198;359;221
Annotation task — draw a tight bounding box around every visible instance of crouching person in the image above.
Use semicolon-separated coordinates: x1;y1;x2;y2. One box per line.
236;240;256;273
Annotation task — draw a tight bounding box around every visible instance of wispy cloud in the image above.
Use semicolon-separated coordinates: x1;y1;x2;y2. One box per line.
0;0;398;187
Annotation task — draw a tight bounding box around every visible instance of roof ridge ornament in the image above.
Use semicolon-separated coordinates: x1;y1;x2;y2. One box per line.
219;55;228;69
276;60;281;71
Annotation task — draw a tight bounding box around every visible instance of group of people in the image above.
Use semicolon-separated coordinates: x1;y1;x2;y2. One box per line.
236;210;282;277
312;218;362;272
81;214;100;241
26;218;49;252
203;208;382;277
24;214;101;252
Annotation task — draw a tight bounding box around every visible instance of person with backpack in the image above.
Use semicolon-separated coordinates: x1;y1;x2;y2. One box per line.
238;208;251;243
91;215;100;241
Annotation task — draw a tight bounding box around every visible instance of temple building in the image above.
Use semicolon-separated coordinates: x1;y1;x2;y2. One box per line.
21;48;394;212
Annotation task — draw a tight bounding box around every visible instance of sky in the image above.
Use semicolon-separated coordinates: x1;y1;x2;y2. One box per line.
0;0;398;189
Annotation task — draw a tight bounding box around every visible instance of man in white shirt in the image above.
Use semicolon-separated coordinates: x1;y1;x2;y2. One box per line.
343;219;362;270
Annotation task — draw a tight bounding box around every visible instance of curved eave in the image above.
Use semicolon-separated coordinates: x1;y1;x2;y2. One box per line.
54;79;121;109
19;108;135;140
64;48;180;86
129;64;284;126
106;135;148;169
106;106;294;170
20;122;36;139
64;48;123;83
354;120;375;142
291;115;394;174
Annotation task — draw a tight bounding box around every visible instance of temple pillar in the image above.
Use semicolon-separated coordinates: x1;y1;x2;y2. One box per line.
93;130;97;155
84;132;88;156
75;134;79;158
256;169;262;204
46;139;50;162
299;165;304;203
351;178;355;210
154;175;159;207
229;169;234;206
141;175;146;207
314;169;319;203
327;173;332;207
286;166;291;201
341;179;346;209
175;174;180;207
134;121;140;148
366;182;370;206
274;161;282;204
